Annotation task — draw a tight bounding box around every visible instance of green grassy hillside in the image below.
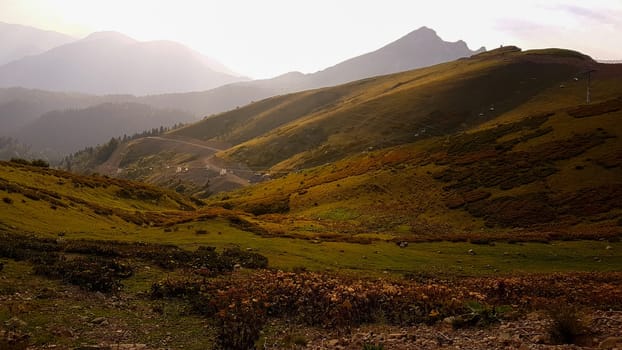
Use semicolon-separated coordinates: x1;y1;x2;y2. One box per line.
0;160;200;234
89;46;620;198
1;159;620;276
63;47;622;241
211;95;622;240
172;47;603;172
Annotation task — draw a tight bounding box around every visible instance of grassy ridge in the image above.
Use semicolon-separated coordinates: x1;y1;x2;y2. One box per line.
76;48;620;203
204;47;596;170
211;96;622;239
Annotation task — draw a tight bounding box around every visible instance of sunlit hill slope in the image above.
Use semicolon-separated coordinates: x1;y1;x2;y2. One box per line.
74;46;621;240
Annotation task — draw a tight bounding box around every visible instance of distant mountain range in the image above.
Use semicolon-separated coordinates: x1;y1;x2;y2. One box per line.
0;87;120;135
0;30;248;95
0;25;485;157
0;22;75;66
140;26;486;117
304;26;485;89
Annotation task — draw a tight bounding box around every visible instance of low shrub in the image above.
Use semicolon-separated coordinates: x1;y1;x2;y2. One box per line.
150;277;203;299
8;158;48;167
34;256;133;292
213;286;268;350
64;240;120;257
222;248;268;269
9;158;30;166
547;305;589;345
30;159;49;168
191;246;233;273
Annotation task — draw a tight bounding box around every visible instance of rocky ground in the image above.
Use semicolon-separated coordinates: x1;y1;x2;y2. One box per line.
2;263;621;350
264;310;622;350
2;309;621;349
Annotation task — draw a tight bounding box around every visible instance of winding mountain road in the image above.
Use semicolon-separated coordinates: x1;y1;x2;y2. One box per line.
144;136;223;152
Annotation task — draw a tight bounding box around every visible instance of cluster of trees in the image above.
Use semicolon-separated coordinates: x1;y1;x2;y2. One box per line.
63;122;186;172
0;137;49;162
9;157;49;167
120;123;186;143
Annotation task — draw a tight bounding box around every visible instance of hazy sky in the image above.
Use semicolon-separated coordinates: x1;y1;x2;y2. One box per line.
1;0;621;78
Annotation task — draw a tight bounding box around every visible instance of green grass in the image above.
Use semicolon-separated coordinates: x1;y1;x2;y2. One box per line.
0;259;212;349
38;221;621;276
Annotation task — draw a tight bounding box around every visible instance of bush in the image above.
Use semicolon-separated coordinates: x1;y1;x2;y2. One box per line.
363;344;384;350
63;240;120;257
222;248;268;269
30;159;49;168
448;301;506;328
191;246;233;273
547;305;589;345
9;158;30;166
0;233;59;261
8;158;49;167
150;277;203;299
34;256;133;292
245;197;290;215
213;287;268;350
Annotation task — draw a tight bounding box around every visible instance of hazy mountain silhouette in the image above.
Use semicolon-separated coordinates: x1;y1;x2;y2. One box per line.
16;102;194;154
0;31;248;95
306;26;485;88
0;27;483;117
138;27;485;116
0;22;76;65
0;87;131;135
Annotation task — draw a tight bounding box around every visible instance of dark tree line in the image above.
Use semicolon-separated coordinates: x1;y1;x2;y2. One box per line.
63;122;186;172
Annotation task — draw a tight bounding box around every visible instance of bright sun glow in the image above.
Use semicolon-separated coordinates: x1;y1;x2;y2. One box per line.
1;0;621;78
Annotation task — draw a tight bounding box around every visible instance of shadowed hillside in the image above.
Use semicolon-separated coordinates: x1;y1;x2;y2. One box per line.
0;87;124;135
16;102;195;154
